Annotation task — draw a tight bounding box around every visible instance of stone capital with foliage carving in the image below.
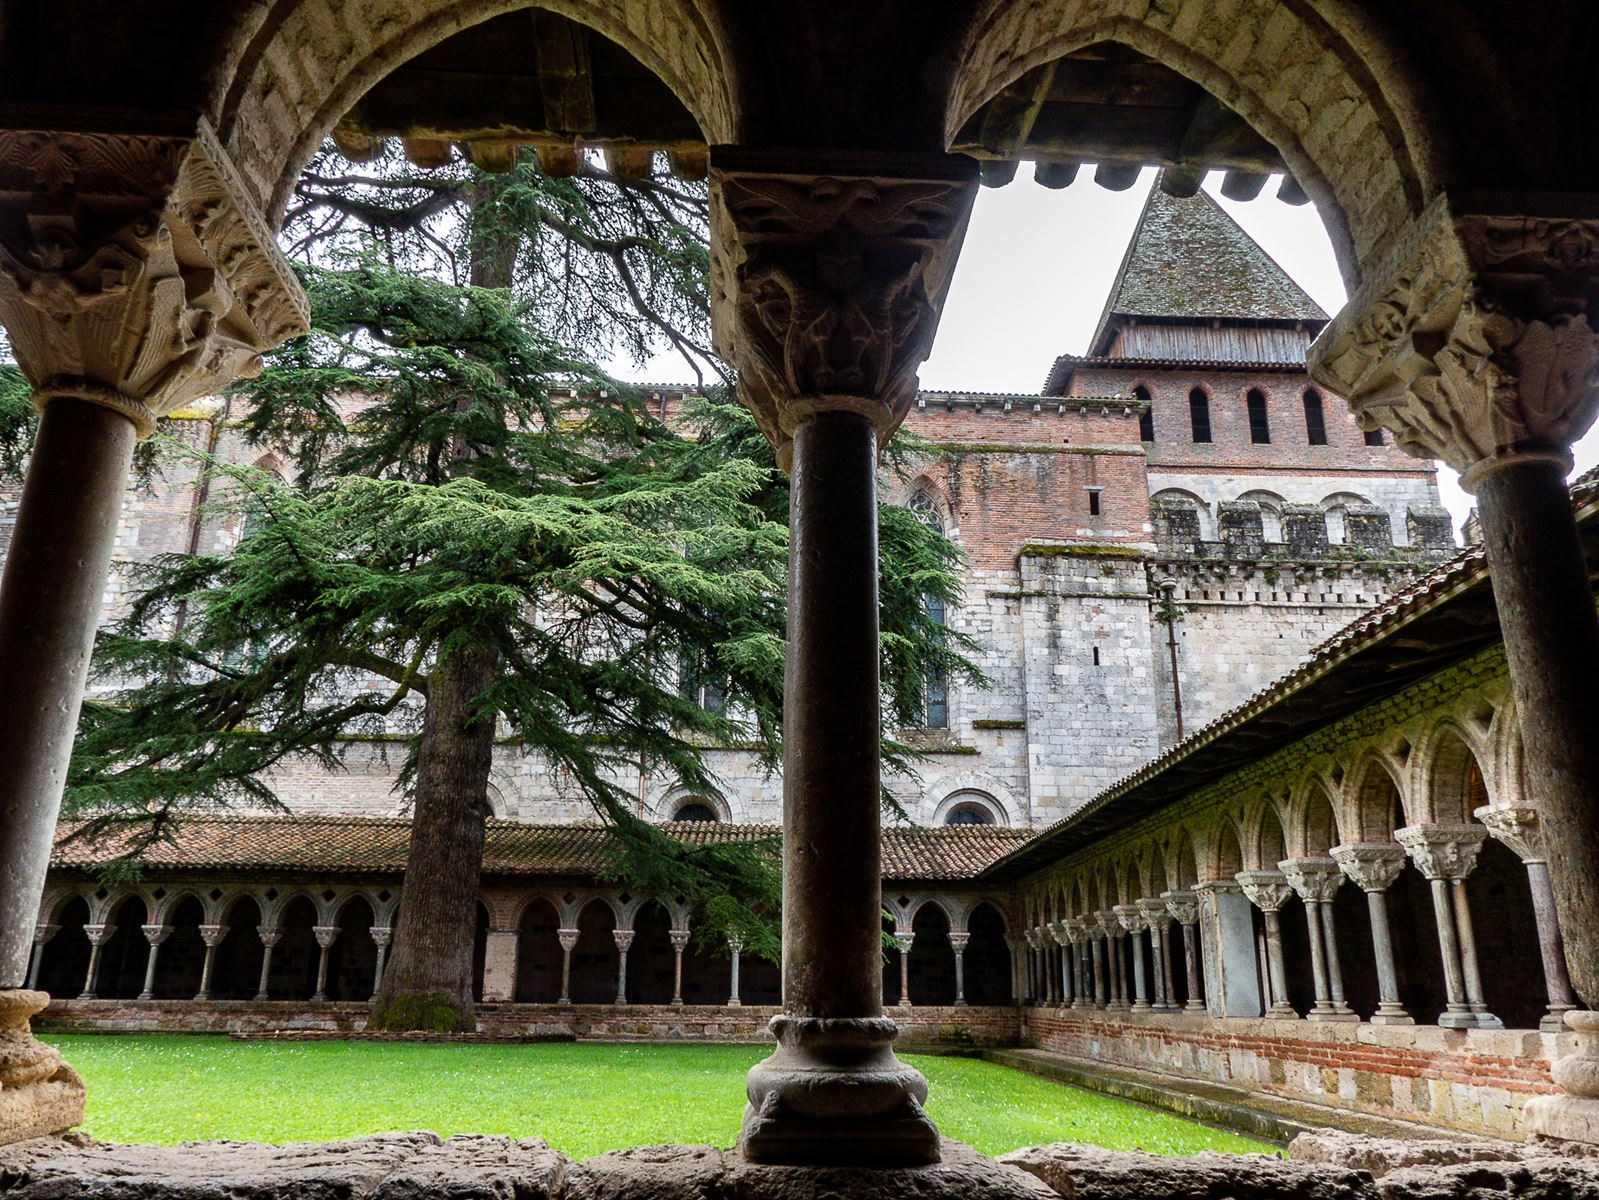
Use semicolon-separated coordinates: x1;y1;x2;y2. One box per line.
1136;898;1170;928
1161;889;1199;925
1310;194;1599;491
1235;871;1294;913
557;927;580;953
1330;842;1408;892
709;149;977;463
1113;903;1146;935
0;124;307;437
1278;857;1345;903
1474;804;1547;864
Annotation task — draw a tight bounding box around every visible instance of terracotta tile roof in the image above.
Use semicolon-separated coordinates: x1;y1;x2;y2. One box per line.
982;468;1599;881
50;816;1031;883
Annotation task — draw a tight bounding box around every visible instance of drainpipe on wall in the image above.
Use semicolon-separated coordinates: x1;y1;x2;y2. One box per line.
1157;577;1184;742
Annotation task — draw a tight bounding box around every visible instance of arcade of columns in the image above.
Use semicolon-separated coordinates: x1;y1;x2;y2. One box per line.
2;0;1599;1166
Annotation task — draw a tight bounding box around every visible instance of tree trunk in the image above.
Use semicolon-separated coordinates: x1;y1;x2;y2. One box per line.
366;642;500;1031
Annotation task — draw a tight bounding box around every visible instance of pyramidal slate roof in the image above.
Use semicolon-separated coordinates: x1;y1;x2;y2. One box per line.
1087;180;1327;355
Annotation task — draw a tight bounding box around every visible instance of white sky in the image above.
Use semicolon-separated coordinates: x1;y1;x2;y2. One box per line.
613;165;1599;534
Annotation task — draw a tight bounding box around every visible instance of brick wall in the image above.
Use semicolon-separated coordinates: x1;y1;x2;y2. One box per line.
1022;1008;1563;1138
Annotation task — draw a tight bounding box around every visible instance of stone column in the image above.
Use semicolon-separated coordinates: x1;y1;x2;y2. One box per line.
1330;844;1412;1024
1163;891;1204;1012
1311;202;1599;1012
310;925;340;1002
1089;928;1108;1008
137;925;172;1001
370;928;392;999
1137;900;1171;1010
557;928;579;1005
25;925;57;992
1091;913;1117;1009
1280;859;1358;1021
714;149;974;1166
1476;805;1578;1030
480;927;518;1002
727;935;744;1007
612;929;634;1005
1115;905;1151;1012
1396;824;1500;1028
195;924;229;1001
1067;922;1091;1009
254;926;281;1002
1048;921;1072;1007
78;925;114;1000
668;928;691;1007
894;933;914;1008
1237;872;1297;1018
0;129;303;1146
948;932;969;1006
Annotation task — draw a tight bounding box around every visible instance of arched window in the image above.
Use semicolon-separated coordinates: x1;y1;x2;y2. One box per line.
908;489;943;534
923;592;948;729
1188;388;1212;443
673;802;717;822
1302;389;1328;445
1134;386;1154;443
944;802;996;826
1364;427;1385;447
1246;389;1271;444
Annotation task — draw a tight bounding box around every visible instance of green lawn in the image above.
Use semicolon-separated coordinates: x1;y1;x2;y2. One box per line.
44;1035;1276;1160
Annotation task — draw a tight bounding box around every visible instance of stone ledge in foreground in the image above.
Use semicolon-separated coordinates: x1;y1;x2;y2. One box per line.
3;1130;1599;1199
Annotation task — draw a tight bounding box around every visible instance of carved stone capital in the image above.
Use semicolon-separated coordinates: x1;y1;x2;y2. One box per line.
557;927;580;952
947;931;971;953
669;929;692;952
369;927;392;949
1235;871;1294;913
1135;898;1170;928
1094;910;1120;939
1113;903;1146;934
0;125;307;437
1161;889;1199;926
893;932;914;954
1046;919;1069;946
1310;194;1599;491
197;924;229;948
710;149;977;462
82;923;115;947
1278;857;1345;903
31;924;58;947
726;934;744;954
1474;803;1547;864
256;925;282;948
1395;824;1486;880
1330;843;1408;892
612;929;635;952
139;924;172;947
312;925;340;950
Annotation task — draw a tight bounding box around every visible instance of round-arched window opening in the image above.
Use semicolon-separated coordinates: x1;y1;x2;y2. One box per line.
672;802;718;822
944;802;996;826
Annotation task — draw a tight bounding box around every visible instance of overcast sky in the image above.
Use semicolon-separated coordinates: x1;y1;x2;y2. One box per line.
614;164;1599;536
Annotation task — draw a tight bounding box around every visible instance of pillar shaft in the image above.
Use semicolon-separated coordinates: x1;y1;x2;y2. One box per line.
1262;912;1292;1017
1527;861;1578;1023
1450;878;1501;1027
1092;939;1107;1006
1181;923;1203;1012
1303;900;1333;1016
1477;461;1599;1005
0;402;137;985
1428;879;1473;1026
1365;890;1409;1023
728;938;743;1006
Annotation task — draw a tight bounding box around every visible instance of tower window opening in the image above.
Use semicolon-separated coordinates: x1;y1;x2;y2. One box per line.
1135;386;1154;442
1247;389;1271;444
1364;428;1385;446
1087;488;1102;516
944;802;996;826
922;593;948;729
1189;389;1212;443
1092;646;1100;666
1303;389;1328;445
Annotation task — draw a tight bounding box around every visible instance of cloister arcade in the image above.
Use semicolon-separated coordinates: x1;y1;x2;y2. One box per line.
28;881;1016;1013
1012;688;1573;1038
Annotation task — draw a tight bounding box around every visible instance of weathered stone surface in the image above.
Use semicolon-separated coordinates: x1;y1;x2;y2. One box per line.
0;1131;570;1199
1288;1130;1599;1199
724;1137;1057;1199
999;1142;1377;1200
1288;1129;1589;1173
564;1143;726;1200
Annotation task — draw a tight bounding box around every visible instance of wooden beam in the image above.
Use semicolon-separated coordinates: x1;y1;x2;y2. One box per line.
531;9;596;134
976;60;1059;187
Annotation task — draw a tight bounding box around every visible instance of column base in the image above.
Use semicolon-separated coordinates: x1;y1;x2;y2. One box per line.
1307;1010;1360;1023
1267;1003;1299;1019
1184;1001;1206;1014
728;998;743;1007
1370;1006;1414;1026
0;990;84;1146
1438;1010;1477;1029
740;1015;940;1167
1473;1012;1505;1030
1527;1011;1599;1147
1543;1006;1575;1033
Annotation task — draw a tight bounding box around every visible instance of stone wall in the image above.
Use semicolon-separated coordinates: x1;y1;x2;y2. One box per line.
36;999;1022;1049
1022;1008;1563;1139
